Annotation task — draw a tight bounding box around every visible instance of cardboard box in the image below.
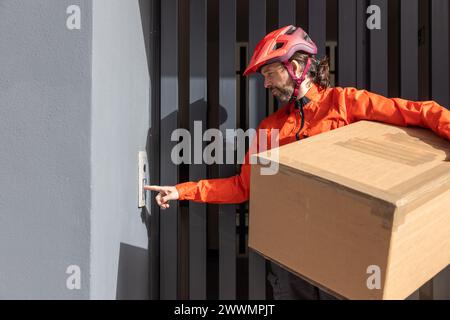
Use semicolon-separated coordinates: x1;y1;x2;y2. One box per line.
249;121;450;300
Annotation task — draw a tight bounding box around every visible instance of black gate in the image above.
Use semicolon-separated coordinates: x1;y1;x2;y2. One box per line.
148;0;450;300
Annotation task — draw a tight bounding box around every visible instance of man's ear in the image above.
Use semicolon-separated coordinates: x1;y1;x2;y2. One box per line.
291;60;303;77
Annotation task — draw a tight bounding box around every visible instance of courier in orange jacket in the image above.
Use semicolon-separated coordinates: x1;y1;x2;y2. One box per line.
146;25;450;210
175;82;450;204
171;26;450;203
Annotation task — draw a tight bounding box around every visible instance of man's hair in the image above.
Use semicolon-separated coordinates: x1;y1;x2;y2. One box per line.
290;52;331;89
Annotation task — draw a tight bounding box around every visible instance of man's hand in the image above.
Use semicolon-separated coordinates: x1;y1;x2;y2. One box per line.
144;185;180;210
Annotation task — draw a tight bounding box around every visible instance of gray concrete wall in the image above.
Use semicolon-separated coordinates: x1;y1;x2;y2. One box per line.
0;0;92;299
0;0;151;299
90;0;151;299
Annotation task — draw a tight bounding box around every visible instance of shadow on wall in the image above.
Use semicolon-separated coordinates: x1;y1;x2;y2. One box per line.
144;95;229;299
138;0;231;300
116;240;150;300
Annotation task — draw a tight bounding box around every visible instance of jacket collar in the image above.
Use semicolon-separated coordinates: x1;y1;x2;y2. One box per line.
304;82;323;102
285;83;323;115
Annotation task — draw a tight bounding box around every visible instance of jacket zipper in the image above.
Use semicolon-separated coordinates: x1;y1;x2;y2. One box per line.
294;99;306;141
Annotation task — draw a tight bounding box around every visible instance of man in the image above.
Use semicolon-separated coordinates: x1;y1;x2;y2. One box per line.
146;25;450;299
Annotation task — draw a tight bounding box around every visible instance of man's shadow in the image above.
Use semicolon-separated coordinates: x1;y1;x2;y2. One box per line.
130;0;231;300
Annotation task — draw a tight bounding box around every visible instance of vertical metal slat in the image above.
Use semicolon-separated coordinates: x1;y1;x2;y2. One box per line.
219;0;237;300
308;0;326;58
338;0;357;87
400;0;419;100
149;0;162;300
248;0;268;131
189;0;208;300
431;0;449;108
369;0;388;96
356;0;368;89
248;0;267;300
391;11;422;295
279;0;296;27
160;0;179;299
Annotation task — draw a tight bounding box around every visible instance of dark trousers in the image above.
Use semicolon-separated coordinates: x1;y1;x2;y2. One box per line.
268;262;338;300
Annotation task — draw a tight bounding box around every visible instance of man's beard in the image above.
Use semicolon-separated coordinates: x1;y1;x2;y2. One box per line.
271;86;294;104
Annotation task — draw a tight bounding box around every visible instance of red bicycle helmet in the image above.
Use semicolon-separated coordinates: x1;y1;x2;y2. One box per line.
244;25;318;101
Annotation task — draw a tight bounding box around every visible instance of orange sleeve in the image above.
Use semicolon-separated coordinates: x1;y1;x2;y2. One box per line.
175;125;267;204
342;87;450;141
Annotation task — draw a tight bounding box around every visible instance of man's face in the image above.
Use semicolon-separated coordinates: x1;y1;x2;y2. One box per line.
260;62;294;104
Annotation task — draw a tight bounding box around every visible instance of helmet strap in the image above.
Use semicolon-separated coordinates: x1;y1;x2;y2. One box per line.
284;57;312;102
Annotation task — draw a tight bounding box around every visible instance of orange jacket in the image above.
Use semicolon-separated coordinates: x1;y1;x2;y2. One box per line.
175;83;450;204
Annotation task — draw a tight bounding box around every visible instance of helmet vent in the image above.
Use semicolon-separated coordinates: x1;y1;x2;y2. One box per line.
285;26;296;35
274;42;284;50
